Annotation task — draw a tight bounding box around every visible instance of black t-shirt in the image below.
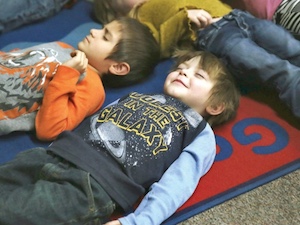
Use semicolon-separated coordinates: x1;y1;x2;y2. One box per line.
49;92;206;211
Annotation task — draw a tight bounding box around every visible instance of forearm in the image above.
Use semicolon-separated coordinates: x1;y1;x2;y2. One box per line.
119;124;216;225
35;65;104;140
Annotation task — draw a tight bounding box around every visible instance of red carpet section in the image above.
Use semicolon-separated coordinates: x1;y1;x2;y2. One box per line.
164;91;300;224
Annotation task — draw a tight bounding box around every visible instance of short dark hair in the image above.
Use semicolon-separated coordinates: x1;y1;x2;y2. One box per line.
102;17;160;88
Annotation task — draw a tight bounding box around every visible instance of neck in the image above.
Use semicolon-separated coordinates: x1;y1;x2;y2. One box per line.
88;64;102;78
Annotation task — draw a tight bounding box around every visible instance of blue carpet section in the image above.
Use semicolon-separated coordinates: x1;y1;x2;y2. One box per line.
1;1;299;224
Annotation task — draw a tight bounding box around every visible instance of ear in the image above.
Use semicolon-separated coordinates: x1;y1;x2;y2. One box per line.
108;62;130;76
206;103;225;116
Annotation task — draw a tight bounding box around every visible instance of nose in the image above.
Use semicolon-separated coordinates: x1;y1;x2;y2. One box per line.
179;69;188;77
90;29;99;37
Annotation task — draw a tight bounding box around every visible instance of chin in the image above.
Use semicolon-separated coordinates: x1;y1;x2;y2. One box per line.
77;42;84;51
165;86;181;96
166;90;180;99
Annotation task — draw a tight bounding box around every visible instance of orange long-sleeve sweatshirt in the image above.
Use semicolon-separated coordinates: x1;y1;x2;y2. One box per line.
35;65;104;141
0;42;105;140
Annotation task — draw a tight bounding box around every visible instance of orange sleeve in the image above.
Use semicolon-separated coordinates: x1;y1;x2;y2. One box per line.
35;65;105;141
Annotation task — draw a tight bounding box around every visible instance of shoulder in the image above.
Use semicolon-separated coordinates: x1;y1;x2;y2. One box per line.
185;122;216;154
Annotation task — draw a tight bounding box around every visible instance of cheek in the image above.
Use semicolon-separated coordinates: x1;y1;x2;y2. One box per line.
163;79;171;93
77;41;84;51
193;81;213;93
166;71;177;80
190;85;210;101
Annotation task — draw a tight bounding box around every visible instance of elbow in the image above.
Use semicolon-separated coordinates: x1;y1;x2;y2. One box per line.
35;125;60;141
36;131;57;142
35;116;69;141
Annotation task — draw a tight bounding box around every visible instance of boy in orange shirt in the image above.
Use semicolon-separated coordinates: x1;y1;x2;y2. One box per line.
0;17;159;140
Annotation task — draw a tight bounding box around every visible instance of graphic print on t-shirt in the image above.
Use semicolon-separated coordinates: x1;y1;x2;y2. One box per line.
87;92;204;169
0;46;65;120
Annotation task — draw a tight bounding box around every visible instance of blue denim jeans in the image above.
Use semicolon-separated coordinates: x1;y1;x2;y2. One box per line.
195;9;300;118
0;148;115;225
0;0;70;33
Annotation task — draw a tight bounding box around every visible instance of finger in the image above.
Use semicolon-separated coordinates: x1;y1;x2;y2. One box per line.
199;15;213;28
198;10;213;25
191;19;201;28
195;16;206;28
83;58;88;69
199;9;212;20
212;17;221;23
76;51;86;61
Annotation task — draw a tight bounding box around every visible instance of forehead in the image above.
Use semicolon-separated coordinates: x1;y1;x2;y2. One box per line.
101;20;122;45
105;20;122;33
180;56;202;68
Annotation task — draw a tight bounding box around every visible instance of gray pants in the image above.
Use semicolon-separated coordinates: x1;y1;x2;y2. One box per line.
0;0;70;33
0;148;115;225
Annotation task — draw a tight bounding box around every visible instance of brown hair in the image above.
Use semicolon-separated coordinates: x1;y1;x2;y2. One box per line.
172;50;240;126
102;17;160;88
93;0;148;25
93;0;124;25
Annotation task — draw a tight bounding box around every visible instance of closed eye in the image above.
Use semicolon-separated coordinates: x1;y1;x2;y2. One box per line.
103;27;112;41
196;73;205;78
103;28;109;41
103;35;108;41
